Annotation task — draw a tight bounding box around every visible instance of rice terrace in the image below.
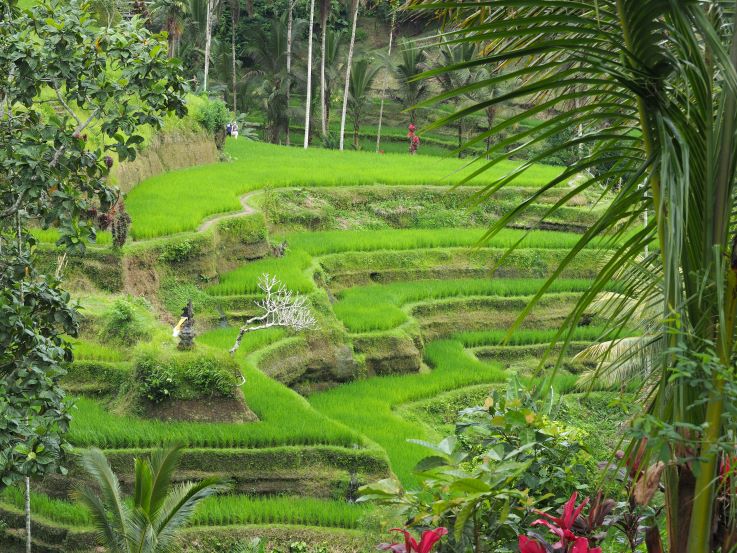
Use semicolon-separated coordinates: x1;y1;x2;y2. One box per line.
4;1;737;552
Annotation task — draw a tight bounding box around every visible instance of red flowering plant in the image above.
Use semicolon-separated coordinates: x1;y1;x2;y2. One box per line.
379;527;448;553
518;492;605;553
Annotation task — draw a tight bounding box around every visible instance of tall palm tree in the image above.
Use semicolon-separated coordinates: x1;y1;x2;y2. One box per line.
322;28;346;134
248;16;292;143
75;445;229;552
393;39;429;125
304;0;316;148
228;0;242;114
318;0;332;137
338;0;360;150
150;0;190;58
408;1;737;551
434;39;476;157
202;0;220;91
348;58;379;149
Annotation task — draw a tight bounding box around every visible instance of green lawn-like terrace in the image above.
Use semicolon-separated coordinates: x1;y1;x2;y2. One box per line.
9;139;628;547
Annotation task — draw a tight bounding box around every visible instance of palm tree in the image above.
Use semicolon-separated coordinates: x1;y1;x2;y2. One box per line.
303;0;316;148
248;16;291;143
318;0;332;137
375;2;397;152
408;1;737;551
393;39;429;125
202;0;220;91
434;39;476;157
228;0;242;114
321;28;346;135
338;0;360;150
150;0;190;58
348;58;379;149
75;445;229;552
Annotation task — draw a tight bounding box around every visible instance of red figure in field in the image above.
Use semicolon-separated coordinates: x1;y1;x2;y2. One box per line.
408;123;420;155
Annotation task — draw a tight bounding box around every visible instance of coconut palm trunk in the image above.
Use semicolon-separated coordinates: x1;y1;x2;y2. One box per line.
338;0;359;151
319;0;330;137
25;476;30;553
229;0;239;114
376;8;395;153
285;0;294;146
203;0;213;91
304;0;315;149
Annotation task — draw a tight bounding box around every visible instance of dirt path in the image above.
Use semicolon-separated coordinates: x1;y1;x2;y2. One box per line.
197;190;260;233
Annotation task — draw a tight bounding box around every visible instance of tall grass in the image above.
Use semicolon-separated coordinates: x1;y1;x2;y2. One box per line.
31;228;112;247
126;140;565;239
334;279;614;333
71;339;127;362
281;228;620;256
193;496;368;529
310;340;509;486
207;250;315;296
0;486;91;527
69;328;362;449
453;326;639;347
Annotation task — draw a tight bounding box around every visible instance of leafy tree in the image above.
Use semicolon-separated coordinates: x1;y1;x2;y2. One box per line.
348;58;379;149
393;39;429;125
76;445;230;553
408;1;737;551
0;0;185;546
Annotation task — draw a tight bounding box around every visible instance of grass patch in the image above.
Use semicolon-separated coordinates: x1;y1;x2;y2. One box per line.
126;140;565;239
207;250;315;296
31;228;112;247
193;495;368;529
282;228;615;256
334;279;609;333
68;328;362;449
0;486;91;528
310;340;509;486
454;325;638;347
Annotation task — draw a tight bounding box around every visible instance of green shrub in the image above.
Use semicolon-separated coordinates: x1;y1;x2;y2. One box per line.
158;238;204;264
132;346;239;404
196;97;229;149
217;213;267;244
98;298;149;346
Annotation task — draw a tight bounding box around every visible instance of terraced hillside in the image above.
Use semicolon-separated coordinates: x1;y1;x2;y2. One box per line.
0;140;630;553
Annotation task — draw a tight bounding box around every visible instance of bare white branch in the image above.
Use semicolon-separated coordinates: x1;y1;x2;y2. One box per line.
229;273;317;354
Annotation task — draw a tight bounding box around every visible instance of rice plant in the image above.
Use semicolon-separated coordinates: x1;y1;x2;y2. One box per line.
333;279;616;333
0;486;91;527
192;495;368;529
280;228;622;256
68;328;362;449
206;250;315;296
126;140;565;239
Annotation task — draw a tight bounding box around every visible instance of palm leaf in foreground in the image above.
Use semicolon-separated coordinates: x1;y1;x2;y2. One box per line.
406;1;737;551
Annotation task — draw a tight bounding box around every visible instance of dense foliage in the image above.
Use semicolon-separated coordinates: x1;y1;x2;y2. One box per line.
0;0;185;487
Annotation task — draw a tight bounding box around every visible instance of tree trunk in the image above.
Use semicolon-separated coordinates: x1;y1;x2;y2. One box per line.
339;1;358;151
666;465;695;553
286;0;293;146
25;476;31;553
203;0;213;92
320;16;328;136
304;0;315;149
231;6;237;114
485;106;495;159
376;9;395;153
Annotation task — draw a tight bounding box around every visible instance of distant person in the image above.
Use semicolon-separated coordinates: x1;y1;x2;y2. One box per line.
232;121;239;140
226;122;232;137
408;123;420;155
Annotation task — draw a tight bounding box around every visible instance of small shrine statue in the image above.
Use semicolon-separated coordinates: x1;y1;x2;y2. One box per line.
173;300;195;350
